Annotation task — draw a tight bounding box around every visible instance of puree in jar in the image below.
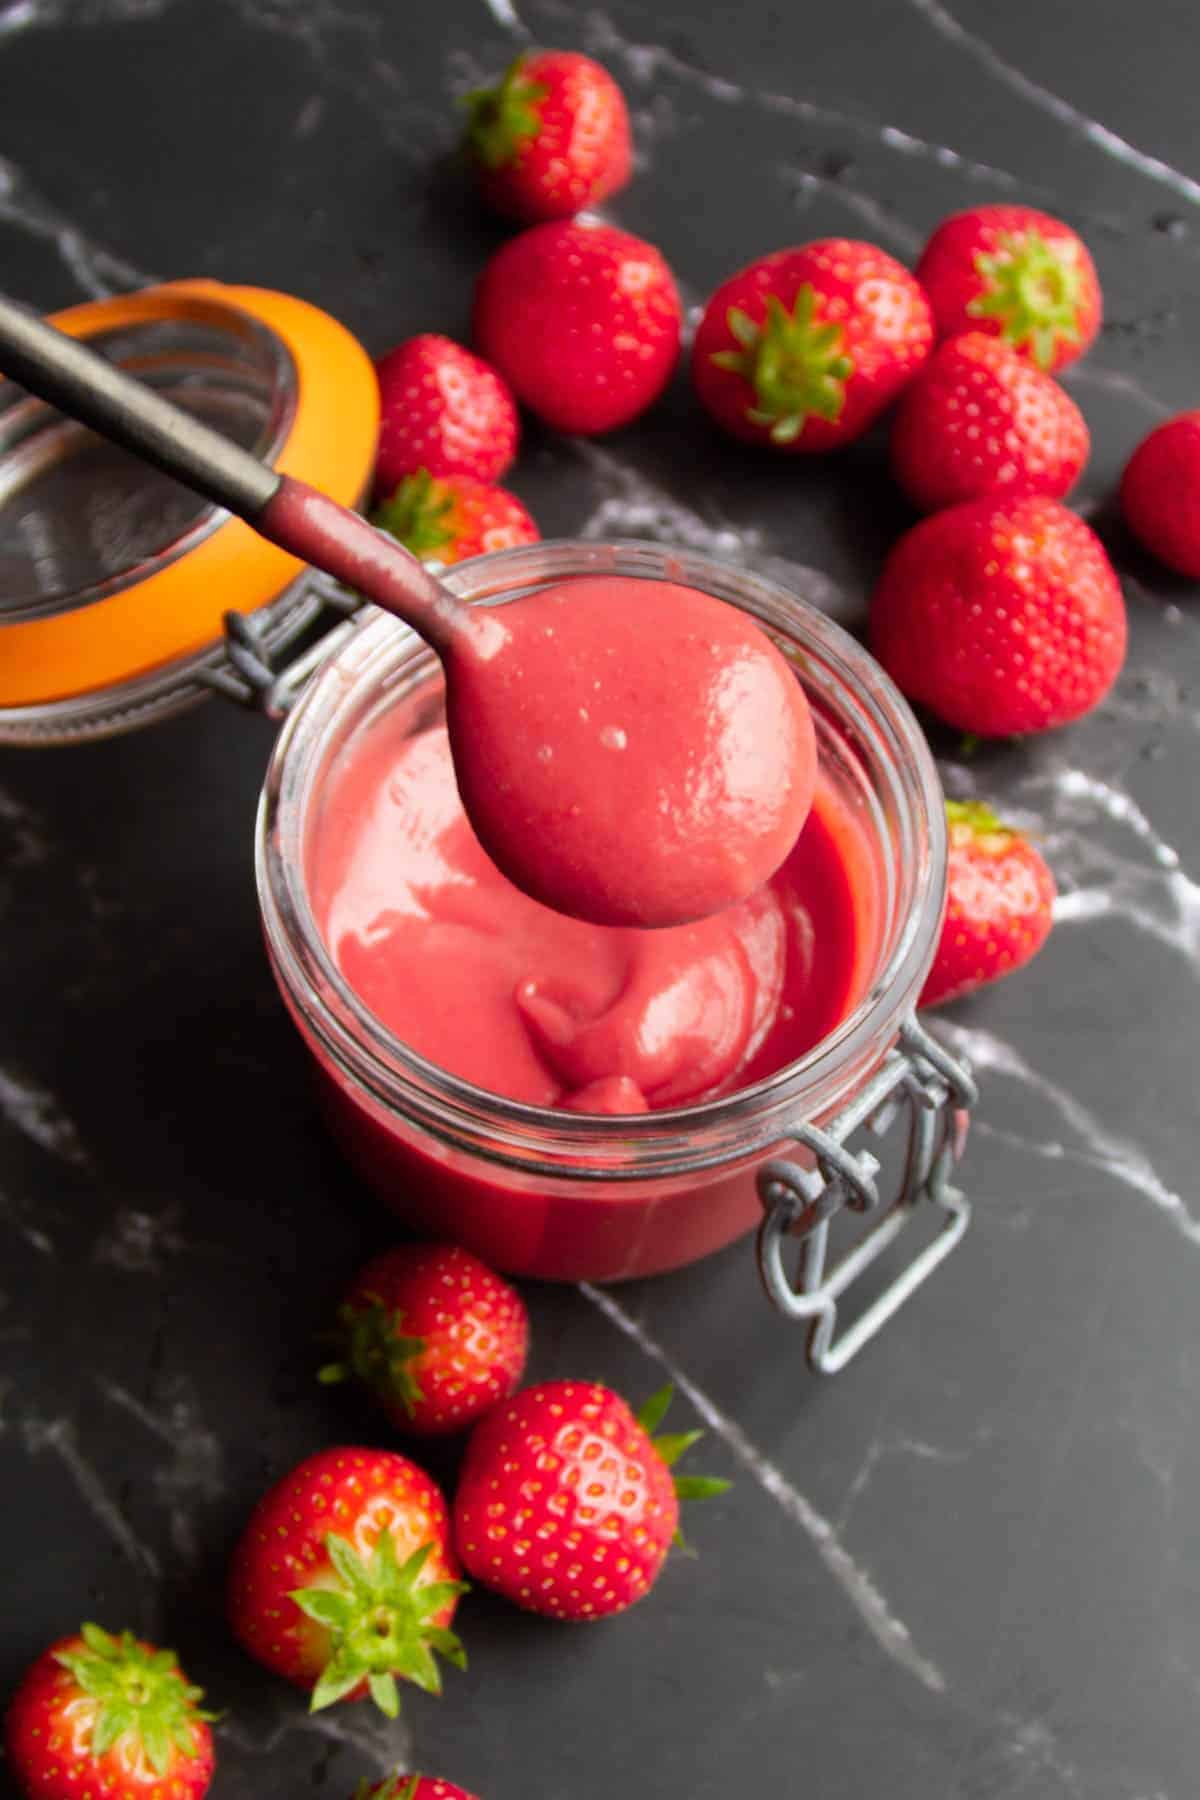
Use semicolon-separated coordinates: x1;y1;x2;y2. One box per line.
310;717;871;1116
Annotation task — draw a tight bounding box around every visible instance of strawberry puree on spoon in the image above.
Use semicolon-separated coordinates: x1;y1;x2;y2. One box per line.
444;576;817;929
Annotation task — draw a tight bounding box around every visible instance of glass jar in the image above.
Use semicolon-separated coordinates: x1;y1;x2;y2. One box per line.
257;541;971;1364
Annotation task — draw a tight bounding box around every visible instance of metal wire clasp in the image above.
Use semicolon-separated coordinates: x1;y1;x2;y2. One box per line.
197;576;364;720
757;1016;978;1375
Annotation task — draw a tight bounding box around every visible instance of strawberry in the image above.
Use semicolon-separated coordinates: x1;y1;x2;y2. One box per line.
373;336;519;493
357;1777;478;1800
1120;411;1200;578
472;219;682;435
319;1244;529;1436
890;331;1089;512
921;800;1056;1006
691;239;933;451
464;49;631;223
5;1625;214;1800
372;470;538;566
227;1446;466;1716
870;496;1126;736
915;205;1101;373
453;1381;729;1621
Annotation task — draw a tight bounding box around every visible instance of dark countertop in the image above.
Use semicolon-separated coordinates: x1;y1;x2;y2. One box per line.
2;2;1199;1796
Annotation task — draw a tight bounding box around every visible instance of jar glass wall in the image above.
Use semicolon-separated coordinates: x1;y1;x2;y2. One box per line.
256;541;946;1282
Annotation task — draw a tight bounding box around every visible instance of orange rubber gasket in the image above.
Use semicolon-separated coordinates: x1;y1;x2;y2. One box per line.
0;280;379;706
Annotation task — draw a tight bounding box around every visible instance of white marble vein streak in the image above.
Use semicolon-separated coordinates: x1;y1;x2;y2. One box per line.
938;1021;1200;1246
579;1282;948;1694
910;0;1200;206
1041;766;1200;967
479;0;527;34
98;1379;224;1559
21;1415;161;1581
0;1066;89;1166
0;0;172;38
0;154;152;298
572;441;849;619
221;1699;413;1775
536;3;1020;190
780;166;923;257
1065;364;1173;419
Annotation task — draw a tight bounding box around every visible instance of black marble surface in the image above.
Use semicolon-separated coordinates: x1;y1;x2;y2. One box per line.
3;2;1200;1795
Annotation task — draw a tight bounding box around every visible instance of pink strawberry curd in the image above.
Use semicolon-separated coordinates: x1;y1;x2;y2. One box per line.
301;595;880;1276
443;577;817;929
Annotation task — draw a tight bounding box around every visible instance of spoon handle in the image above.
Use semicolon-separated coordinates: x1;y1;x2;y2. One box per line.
0;290;280;517
0;291;468;655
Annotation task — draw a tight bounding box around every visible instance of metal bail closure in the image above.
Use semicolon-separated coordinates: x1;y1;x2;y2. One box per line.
756;1015;978;1375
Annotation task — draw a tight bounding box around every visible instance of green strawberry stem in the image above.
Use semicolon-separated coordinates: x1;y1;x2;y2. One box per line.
968;228;1082;369
946;798;1011;840
372;470;458;561
353;1776;420;1800
635;1385;732;1550
710;288;854;444
318;1298;427;1419
463;53;549;171
53;1624;214;1778
291;1531;467;1717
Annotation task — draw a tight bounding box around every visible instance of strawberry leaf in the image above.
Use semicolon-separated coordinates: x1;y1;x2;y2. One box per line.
49;1622;211;1773
673;1475;733;1500
293;1530;468;1718
321;1298;428;1417
368;1672;400;1719
651;1430;703;1468
635;1383;674;1436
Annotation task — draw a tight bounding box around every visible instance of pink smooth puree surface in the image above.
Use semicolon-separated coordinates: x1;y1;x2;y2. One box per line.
310;716;874;1119
444;577;817;929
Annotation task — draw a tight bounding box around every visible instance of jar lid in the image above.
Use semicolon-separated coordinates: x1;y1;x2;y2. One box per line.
0;279;378;740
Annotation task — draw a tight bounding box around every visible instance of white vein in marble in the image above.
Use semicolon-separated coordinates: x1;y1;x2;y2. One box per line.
910;0;1200;207
0;153;151;299
571;441;849;620
221;1699;413;1775
580;1281;948;1694
939;1021;1200;1246
0;785;50;867
20;1413;161;1585
1065;363;1174;419
93;1203;188;1273
0;0;172;37
98;1377;224;1560
780;164;924;257
0;1065;89;1167
0;1187;55;1256
479;0;527;34
535;1;1022;190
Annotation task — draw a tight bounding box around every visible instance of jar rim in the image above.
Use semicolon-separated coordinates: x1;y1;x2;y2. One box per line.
257;540;947;1176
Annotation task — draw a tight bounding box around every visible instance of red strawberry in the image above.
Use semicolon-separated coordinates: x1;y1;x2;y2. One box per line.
453;1381;729;1621
464;50;631;223
1120;411;1200;578
891;331;1089;512
691;239;933;451
915;205;1101;373
870;496;1126;736
473;219;682;435
319;1244;529;1436
372;470;538;566
373;336;519;493
5;1625;214;1800
358;1777;478;1800
921;800;1056;1006
227;1446;466;1716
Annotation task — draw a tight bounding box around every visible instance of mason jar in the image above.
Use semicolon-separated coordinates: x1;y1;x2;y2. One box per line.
257;540;975;1372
